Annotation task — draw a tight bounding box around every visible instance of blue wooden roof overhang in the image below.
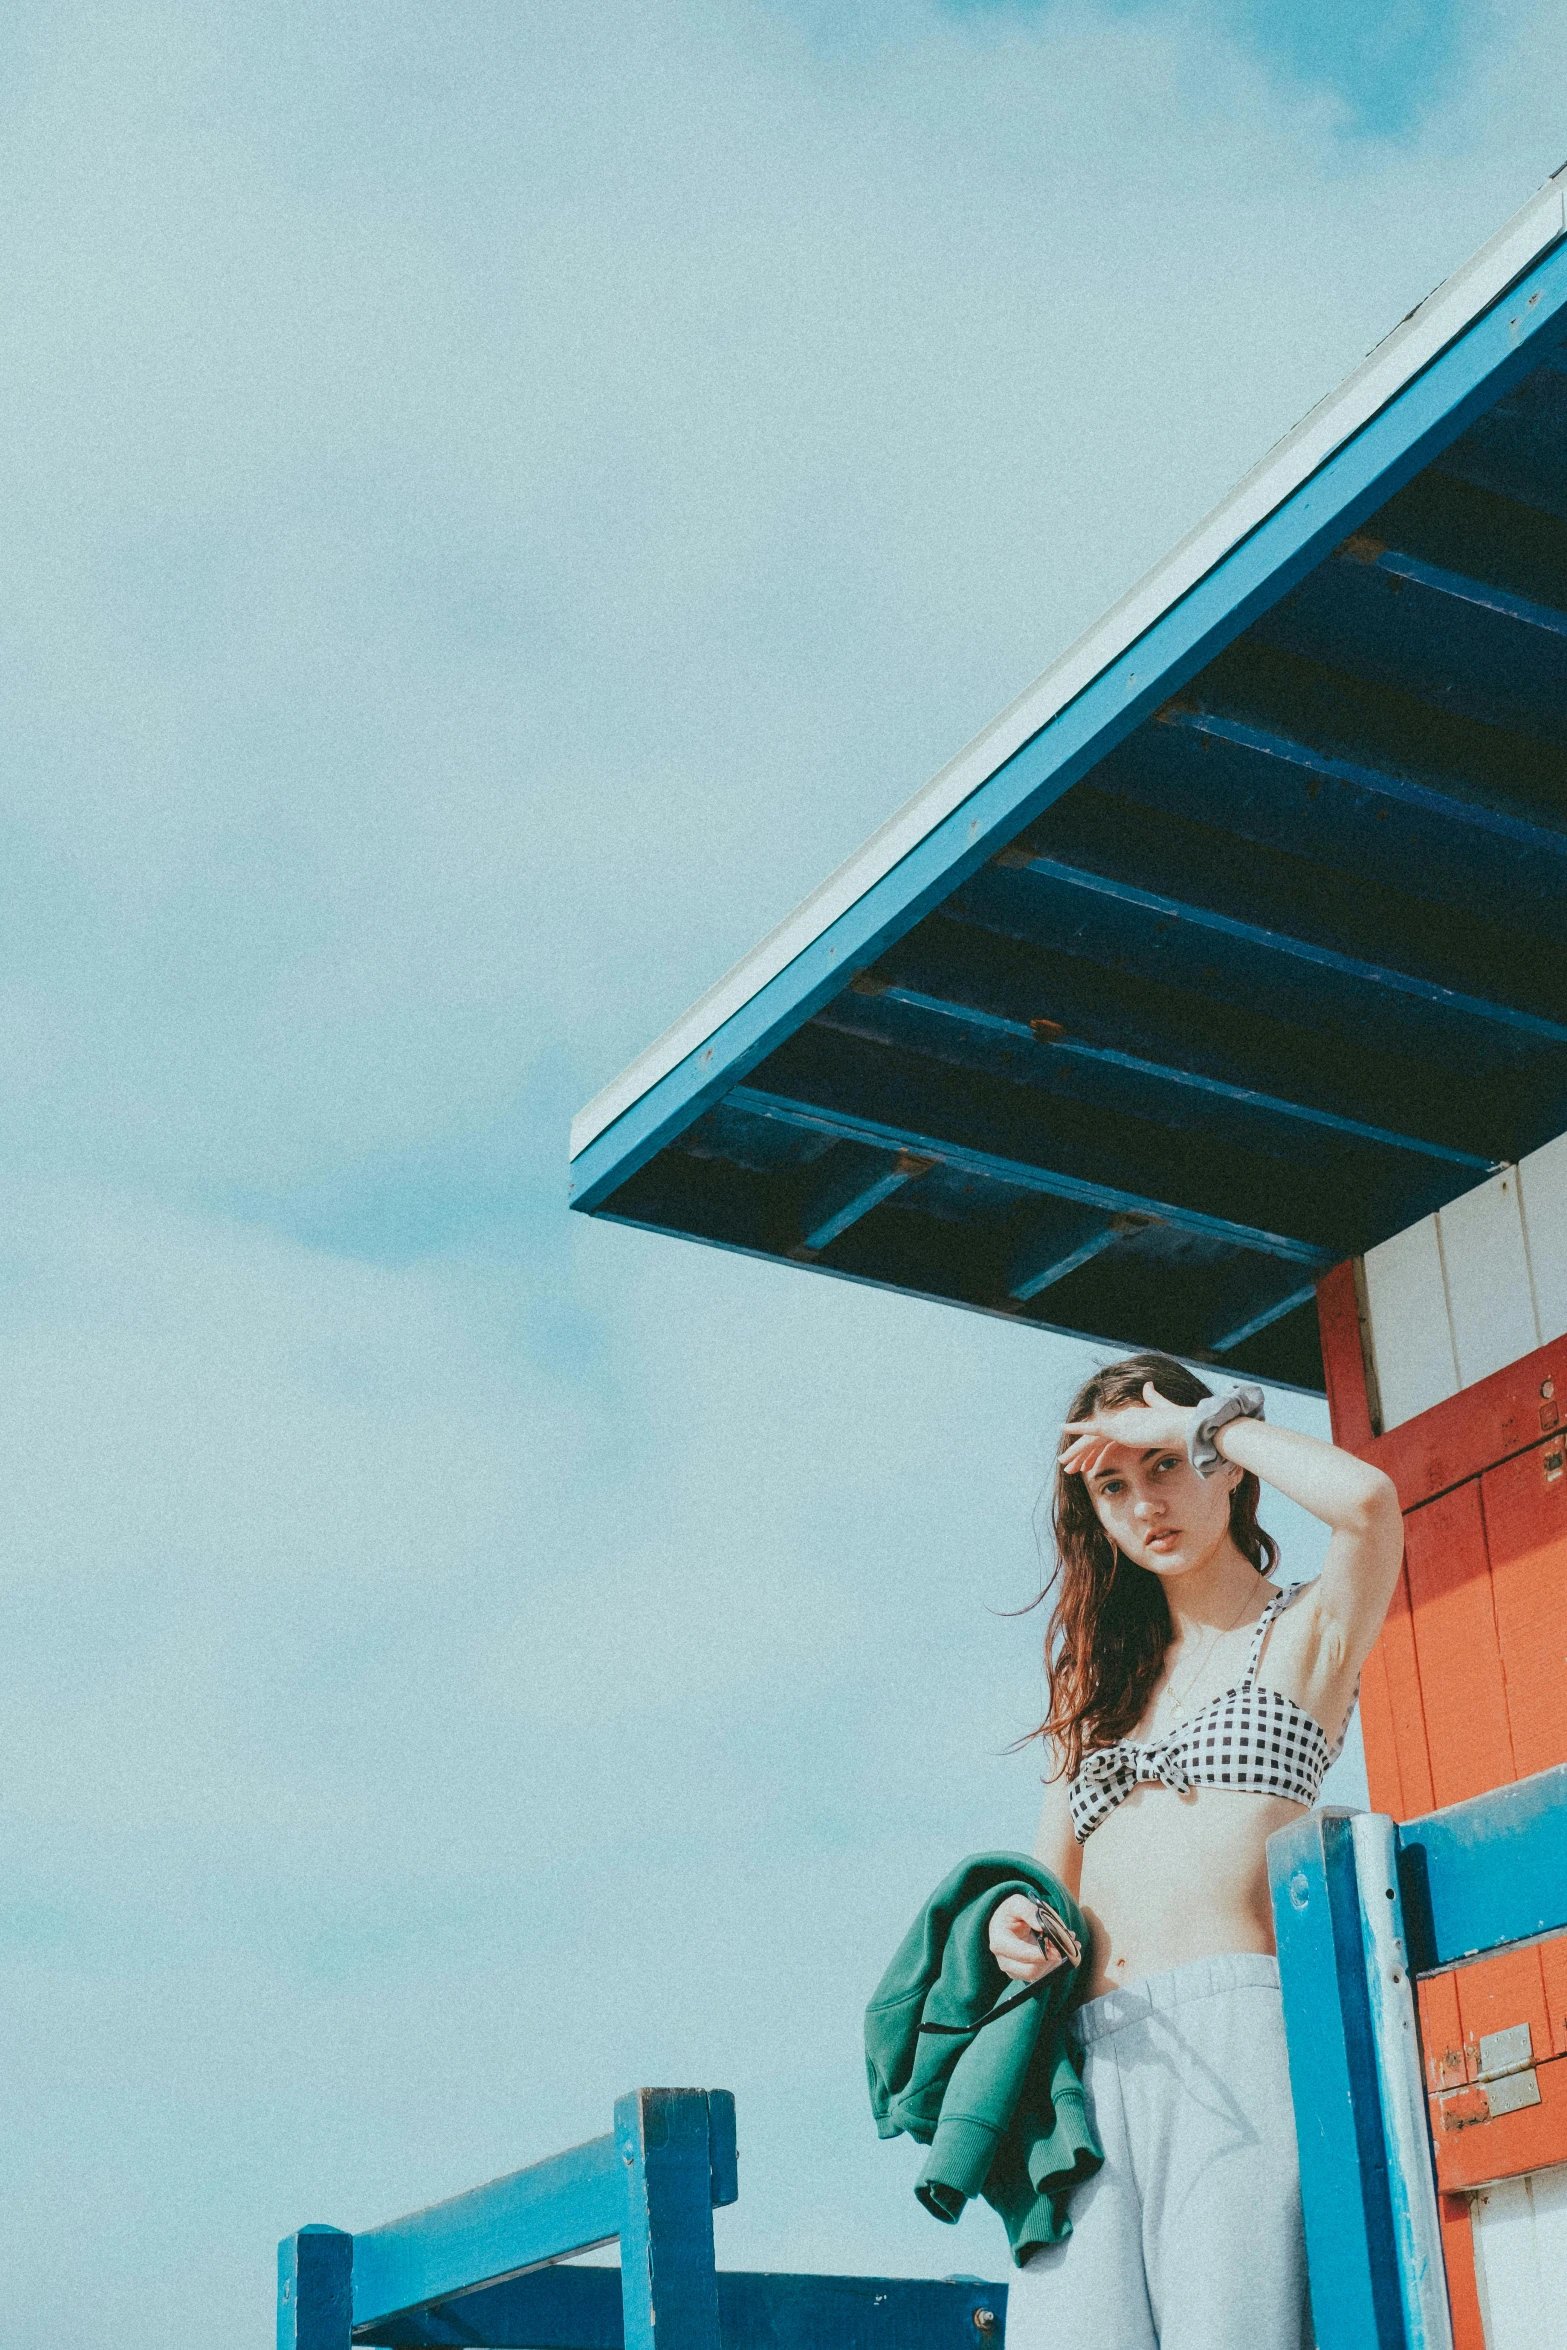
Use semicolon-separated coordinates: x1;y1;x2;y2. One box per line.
569;173;1567;1394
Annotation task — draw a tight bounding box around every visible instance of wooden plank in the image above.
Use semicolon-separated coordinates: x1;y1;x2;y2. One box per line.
1404;1482;1516;1807
1358;1635;1408;1818
1396;1764;1567;1972
1267;1811;1408;2349
1316;1258;1376;1447
1452;1948;1552;2085
1439;1170;1542;1390
615;2089;723;2350
1482;1439;1567;1780
360;2272;1013;2350
1419;1973;1467;2092
1520;1126;1567;1345
1433;2048;1567;2192
1363;1215;1459;1432
350;2134;625;2328
1540;1935;1567;2062
1374;1564;1436;1816
1361;1334;1567;1510
1438;2193;1487;2350
279;2227;352;2350
1469;2175;1567;2350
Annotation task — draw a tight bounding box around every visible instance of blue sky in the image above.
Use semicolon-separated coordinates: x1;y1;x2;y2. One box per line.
0;4;1562;2338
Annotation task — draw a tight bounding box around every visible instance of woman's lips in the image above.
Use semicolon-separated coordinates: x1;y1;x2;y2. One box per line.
1145;1530;1180;1552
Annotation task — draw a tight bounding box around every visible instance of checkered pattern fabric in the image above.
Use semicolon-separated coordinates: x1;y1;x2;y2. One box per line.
1068;1583;1347;1845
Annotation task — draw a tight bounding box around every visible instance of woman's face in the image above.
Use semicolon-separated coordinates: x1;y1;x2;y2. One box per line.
1079;1435;1239;1581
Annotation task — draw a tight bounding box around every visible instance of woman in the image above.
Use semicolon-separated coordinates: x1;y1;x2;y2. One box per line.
991;1350;1403;2350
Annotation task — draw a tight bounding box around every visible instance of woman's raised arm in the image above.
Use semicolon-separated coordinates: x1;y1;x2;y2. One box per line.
1212;1413;1402;1666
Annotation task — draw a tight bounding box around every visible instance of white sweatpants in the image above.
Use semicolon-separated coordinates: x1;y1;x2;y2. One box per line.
1003;1953;1315;2350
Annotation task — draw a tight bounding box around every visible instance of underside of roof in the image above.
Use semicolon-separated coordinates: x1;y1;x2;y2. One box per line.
569;178;1567;1394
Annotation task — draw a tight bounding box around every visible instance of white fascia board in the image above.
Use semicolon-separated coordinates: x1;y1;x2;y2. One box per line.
571;170;1567;1165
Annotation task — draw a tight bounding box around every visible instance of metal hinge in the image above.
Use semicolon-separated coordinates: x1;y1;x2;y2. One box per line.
1437;2022;1542;2129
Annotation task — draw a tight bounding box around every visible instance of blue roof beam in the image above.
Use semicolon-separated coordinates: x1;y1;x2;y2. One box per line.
1018;773;1567;1041
1257;519;1567;745
820;981;1497;1175
1432;348;1567;525
791;1142;934;1259
737;1018;1355;1252
956;852;1567;1070
1208;1280;1322;1353
850;920;1523;1163
1090;696;1567;946
728;1085;1335;1269
1005;1209;1147;1303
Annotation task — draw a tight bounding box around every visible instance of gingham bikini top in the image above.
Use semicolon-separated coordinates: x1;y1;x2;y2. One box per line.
1068;1582;1351;1844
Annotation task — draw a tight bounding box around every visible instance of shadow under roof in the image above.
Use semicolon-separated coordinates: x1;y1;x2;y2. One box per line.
569;170;1567;1395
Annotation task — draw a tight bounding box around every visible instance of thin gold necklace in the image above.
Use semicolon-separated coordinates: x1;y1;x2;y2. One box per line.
1162;1584;1261;1722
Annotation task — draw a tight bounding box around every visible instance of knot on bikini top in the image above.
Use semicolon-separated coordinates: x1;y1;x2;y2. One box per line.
1072;1740;1196;1807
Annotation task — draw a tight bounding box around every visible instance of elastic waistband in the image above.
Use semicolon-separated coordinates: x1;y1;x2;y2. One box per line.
1069;1951;1281;2044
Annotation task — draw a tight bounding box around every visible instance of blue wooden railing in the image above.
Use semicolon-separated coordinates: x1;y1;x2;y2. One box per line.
1270;1760;1567;2350
282;1763;1567;2350
279;2086;1008;2350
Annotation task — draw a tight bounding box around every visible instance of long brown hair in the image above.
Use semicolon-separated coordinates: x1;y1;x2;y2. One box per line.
1027;1351;1278;1780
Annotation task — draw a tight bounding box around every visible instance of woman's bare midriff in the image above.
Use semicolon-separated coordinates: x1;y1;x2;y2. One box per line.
1074;1781;1305;1999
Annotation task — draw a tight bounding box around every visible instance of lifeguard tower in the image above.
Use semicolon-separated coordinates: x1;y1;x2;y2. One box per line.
282;175;1567;2350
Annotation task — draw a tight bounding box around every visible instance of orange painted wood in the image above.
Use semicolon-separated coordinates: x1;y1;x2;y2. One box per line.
1431;2046;1567;2190
1364;1562;1434;1817
1362;1333;1567;1508
1316;1261;1374;1449
1419;1973;1467;2092
1357;1636;1406;1817
1452;1947;1551;2082
1438;2192;1486;2350
1541;1935;1567;2061
1403;1483;1516;1806
1480;1438;1567;1779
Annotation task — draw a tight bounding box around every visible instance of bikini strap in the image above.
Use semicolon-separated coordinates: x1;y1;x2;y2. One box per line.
1240;1582;1303;1688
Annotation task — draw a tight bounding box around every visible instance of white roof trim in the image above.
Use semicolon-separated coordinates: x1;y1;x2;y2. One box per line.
572;170;1567;1164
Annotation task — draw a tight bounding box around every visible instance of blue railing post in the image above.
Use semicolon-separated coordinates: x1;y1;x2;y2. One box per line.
279;2224;353;2350
615;2089;725;2350
1270;1809;1408;2350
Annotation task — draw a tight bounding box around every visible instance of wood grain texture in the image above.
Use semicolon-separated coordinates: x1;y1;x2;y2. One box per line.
1440;1171;1541;1391
1404;1482;1513;1807
1438;2192;1487;2350
1362;1334;1567;1508
1482;1440;1567;1780
1520;1127;1567;1346
1316;1258;1375;1449
1419;1974;1466;2092
1363;1214;1458;1432
1540;1935;1567;2063
1432;2049;1567;2193
1357;1635;1407;1818
1369;1564;1435;1816
1453;1948;1551;2084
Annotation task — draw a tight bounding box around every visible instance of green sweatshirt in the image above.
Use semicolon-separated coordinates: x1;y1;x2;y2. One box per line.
864;1852;1102;2265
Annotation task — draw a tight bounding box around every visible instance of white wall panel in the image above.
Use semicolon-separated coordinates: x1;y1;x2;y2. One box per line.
1440;1169;1541;1389
1521;1128;1567;1346
1363;1215;1459;1430
1472;2165;1567;2350
1358;1132;1567;1432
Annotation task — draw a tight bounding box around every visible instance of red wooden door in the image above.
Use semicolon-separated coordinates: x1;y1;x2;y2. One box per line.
1317;1266;1567;2348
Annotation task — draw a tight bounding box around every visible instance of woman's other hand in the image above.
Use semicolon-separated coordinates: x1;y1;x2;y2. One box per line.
989;1892;1067;1982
